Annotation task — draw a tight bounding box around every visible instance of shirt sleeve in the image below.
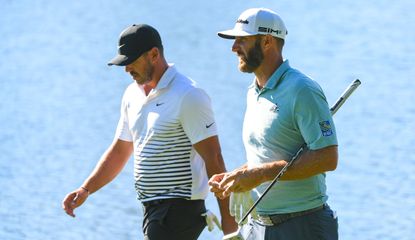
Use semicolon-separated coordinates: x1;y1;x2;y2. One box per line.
294;84;337;150
179;88;218;144
114;89;133;142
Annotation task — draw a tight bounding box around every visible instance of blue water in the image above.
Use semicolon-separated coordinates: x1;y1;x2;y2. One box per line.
1;0;414;239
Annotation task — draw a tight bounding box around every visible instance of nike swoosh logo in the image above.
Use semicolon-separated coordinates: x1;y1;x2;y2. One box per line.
206;122;215;128
156;103;164;106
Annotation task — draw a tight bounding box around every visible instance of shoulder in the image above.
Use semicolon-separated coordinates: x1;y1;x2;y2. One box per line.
171;71;197;91
180;86;212;111
169;71;210;100
284;68;324;97
124;82;140;93
120;83;146;110
184;87;210;103
121;83;137;99
165;65;212;103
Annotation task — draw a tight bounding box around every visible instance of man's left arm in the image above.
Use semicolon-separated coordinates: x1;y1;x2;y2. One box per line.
262;145;338;181
278;84;339;180
194;136;238;234
216;145;338;198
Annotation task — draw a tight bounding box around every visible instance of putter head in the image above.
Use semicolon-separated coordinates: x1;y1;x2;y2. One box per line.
222;229;244;240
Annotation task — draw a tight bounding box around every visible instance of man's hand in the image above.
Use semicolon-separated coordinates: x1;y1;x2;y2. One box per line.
209;167;264;199
208;173;226;198
62;187;89;217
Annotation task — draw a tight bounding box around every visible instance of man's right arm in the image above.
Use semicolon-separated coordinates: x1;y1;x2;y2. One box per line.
62;139;133;217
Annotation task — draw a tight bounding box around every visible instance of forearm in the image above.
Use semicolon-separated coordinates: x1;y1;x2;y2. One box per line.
260;145;338;181
207;154;238;232
193;136;238;231
234;163;248;172
205;152;227;178
82;155;123;194
82;139;133;194
216;196;237;233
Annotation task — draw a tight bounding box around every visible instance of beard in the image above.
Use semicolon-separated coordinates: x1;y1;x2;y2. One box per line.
131;60;154;85
238;38;264;73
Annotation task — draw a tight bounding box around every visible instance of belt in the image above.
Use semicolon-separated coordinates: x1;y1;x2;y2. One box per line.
142;198;203;207
258;204;326;226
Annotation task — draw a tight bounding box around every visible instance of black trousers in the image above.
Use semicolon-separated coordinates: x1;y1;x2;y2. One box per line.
142;198;207;240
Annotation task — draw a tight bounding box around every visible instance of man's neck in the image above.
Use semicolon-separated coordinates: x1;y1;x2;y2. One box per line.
143;84;153;96
255;57;283;88
142;61;169;96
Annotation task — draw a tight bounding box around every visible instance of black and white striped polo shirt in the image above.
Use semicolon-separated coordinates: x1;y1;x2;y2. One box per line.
115;64;217;202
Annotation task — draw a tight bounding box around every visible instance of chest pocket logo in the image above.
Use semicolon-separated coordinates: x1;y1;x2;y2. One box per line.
269;103;279;112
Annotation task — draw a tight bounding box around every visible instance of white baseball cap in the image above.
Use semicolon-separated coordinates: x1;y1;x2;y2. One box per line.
218;8;287;40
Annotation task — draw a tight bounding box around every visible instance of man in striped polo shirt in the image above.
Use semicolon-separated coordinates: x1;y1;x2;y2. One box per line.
62;24;237;239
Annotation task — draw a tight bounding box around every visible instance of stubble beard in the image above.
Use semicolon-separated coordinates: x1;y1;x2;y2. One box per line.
132;61;154;85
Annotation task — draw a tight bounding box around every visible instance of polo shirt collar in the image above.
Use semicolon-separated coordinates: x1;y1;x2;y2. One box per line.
249;59;291;91
155;63;177;90
263;59;290;90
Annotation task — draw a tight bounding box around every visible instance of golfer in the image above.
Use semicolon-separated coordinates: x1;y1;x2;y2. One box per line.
209;8;339;240
62;24;237;240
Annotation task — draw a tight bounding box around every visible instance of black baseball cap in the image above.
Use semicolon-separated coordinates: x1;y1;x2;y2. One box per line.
108;24;162;66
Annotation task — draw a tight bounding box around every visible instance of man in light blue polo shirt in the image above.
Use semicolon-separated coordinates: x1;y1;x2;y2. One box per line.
209;8;338;239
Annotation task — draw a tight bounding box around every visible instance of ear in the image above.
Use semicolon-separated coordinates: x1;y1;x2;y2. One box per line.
148;47;160;63
262;35;274;50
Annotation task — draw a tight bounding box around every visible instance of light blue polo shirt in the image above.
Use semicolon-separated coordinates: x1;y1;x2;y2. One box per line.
243;60;338;215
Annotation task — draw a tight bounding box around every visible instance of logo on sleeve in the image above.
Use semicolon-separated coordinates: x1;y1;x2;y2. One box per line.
319;121;333;136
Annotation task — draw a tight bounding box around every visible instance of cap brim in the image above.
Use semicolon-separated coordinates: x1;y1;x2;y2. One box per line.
217;29;257;39
107;54;138;66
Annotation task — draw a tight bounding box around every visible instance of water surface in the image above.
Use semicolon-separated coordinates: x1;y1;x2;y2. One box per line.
1;0;414;239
